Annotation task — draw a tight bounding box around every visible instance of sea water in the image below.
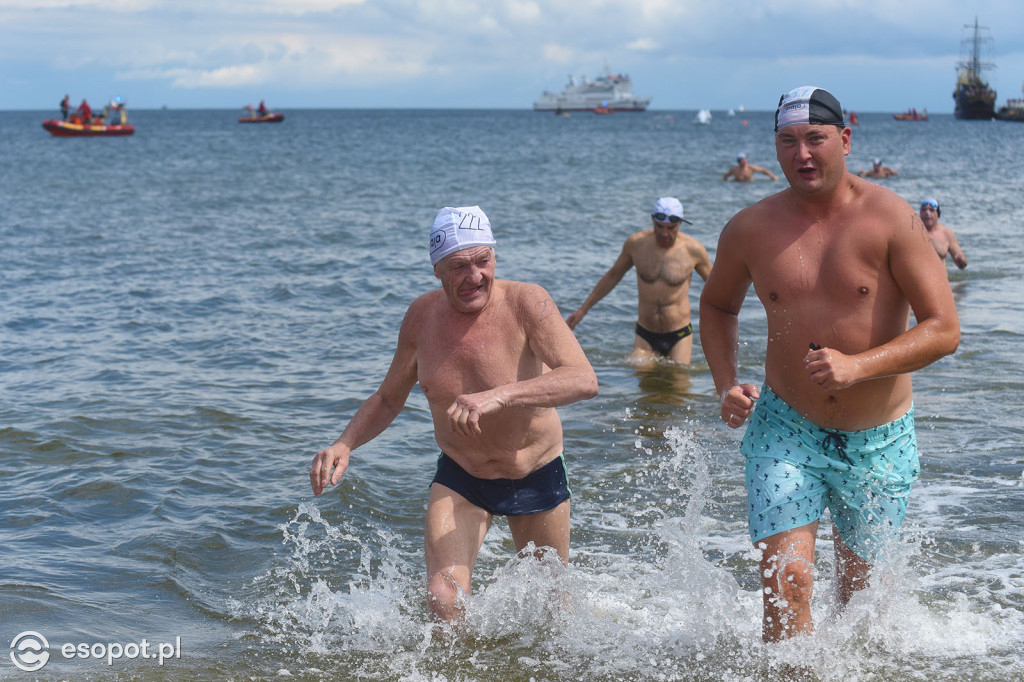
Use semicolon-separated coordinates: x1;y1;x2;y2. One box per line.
1;108;1022;680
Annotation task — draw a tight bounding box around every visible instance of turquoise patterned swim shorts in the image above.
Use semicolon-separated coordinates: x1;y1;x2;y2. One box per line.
740;385;919;561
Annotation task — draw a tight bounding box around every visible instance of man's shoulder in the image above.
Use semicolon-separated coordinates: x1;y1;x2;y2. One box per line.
850;175;915;214
625;229;654;244
500;279;551;301
405;289;443;318
674;231;709;253
731;188;789;222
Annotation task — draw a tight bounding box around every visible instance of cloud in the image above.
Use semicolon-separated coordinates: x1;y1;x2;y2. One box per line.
626;38;659;52
0;0;363;10
118;33;433;89
542;43;575;63
3;0;1024;109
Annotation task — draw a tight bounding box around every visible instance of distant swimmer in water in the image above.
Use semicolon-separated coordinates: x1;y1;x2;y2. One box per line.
920;198;968;269
700;86;960;643
310;205;598;625
723;152;778;182
566;197;712;364
857;158;898;179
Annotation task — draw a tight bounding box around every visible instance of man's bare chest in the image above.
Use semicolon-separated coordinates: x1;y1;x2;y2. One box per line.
635;251;693;286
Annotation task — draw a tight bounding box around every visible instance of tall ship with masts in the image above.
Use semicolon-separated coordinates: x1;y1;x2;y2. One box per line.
953;17;996;120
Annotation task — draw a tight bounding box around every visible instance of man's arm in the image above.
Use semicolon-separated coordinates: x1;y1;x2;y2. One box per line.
691;240;713;281
566;240;635;329
946;227;968;269
310;306;420;494
448;284;598;436
752;164;778;181
699;217;759;428
805;209;960;389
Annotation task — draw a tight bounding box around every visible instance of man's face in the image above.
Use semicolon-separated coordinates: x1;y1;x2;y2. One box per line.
434;246;496;313
775;124;851;195
651;217;680;247
920;203;939;228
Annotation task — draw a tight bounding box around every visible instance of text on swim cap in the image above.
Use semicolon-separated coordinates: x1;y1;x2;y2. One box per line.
458;213;487;231
430;231;446;251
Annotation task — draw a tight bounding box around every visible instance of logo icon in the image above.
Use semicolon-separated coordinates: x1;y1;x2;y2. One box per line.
10;631;50;671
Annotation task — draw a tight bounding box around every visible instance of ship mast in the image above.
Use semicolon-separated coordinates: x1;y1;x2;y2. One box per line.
960;16;994;79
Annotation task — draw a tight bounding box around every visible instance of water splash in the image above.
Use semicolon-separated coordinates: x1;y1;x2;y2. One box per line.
238;427;1024;680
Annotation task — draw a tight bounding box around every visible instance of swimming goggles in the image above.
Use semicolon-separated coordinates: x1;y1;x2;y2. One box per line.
652;212;691;225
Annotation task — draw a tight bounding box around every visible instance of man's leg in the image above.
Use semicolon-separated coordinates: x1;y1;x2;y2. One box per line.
629;334;661;363
424;483;492;623
832;524;872;606
506;499;571;564
758;522;818;642
666;335;694;365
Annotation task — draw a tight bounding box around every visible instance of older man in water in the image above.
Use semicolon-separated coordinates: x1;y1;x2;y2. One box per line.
700;86;960;642
857;158;899;179
723;152;778;182
310;205;598;623
920;198;968;270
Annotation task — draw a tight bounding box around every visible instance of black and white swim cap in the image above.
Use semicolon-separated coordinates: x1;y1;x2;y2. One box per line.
774;86;845;132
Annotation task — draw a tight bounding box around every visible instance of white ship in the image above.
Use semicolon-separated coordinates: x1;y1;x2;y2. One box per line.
533;70;651;112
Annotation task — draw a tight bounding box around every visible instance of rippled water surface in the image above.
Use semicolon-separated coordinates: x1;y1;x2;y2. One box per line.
1;108;1022;680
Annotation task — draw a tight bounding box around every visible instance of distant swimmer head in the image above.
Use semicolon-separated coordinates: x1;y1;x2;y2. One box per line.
429;206;496;265
651;197;692;225
921;198;941;217
737;152;747;162
775;86;845;132
873;158;882;167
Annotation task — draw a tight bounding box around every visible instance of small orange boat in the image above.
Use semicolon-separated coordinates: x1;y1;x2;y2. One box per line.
42;119;134;137
44;97;134;137
239;112;284;123
893;108;928;121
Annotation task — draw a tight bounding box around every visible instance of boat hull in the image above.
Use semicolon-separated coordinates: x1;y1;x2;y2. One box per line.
995;107;1024;122
42;119;135;137
239;113;284;123
533;103;648;112
954;92;995;120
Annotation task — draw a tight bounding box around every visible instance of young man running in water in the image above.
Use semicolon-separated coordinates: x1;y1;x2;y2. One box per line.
700;87;960;641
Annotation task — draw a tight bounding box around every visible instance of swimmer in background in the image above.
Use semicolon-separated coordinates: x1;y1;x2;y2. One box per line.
723;153;778;182
858;158;898;179
700;86;959;642
920;198;967;269
310;205;597;625
566;197;712;364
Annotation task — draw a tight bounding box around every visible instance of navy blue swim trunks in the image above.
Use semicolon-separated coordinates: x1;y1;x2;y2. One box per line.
431;452;571;516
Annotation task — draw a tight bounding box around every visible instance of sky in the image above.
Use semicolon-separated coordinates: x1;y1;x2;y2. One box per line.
2;0;1023;113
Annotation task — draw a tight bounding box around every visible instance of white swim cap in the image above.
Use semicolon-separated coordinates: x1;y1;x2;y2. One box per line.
651;197;693;225
775;86;844;132
429;206;496;266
